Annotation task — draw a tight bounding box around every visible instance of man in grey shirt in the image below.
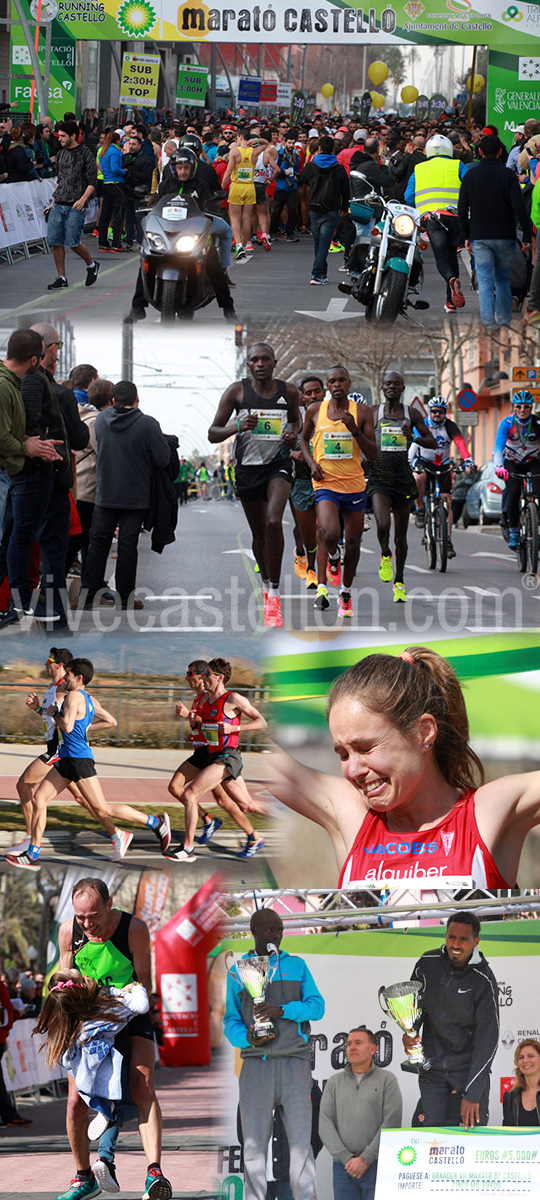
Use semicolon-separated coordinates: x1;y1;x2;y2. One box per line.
319;1026;402;1200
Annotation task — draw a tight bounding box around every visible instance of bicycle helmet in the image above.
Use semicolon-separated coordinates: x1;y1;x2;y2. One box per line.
511;390;534;406
179;133;203;155
169;147;198;179
428;395;449;409
425;134;453;158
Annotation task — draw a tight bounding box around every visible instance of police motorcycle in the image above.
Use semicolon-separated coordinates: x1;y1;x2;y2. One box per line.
339;167;428;326
137;148;226;322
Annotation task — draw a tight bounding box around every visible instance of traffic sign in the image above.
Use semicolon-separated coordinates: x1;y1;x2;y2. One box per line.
513;366;540;381
512;386;540;404
460;412;479;427
457;387;477;411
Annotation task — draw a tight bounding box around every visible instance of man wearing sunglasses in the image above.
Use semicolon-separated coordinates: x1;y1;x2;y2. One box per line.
494;390;540;549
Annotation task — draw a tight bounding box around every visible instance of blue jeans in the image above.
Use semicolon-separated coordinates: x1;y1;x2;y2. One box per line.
97;1100;138;1161
471;238;516;326
333;1161;378;1200
3;469;54;610
212;215;233;269
310;209;339;280
0;468;11;538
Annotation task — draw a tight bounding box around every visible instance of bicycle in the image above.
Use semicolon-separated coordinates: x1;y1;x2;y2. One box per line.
421;464;450;573
508;469;540;575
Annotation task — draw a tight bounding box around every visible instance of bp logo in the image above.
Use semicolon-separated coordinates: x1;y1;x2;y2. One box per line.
116;0;157;36
398;1147;417;1167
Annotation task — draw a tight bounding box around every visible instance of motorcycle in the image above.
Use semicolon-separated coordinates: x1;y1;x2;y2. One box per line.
340;187;429;325
137;190;222;322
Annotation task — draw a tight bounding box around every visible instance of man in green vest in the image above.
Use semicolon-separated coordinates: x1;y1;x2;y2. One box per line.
57;876;171;1200
404;134;469;315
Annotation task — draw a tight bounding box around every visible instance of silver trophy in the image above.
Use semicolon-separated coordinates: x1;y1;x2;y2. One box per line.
378;981;430;1074
226;944;279;1040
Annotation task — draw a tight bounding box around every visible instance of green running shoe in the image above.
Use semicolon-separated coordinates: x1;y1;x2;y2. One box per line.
379;554;393;583
143;1168;173;1200
55;1175;101;1200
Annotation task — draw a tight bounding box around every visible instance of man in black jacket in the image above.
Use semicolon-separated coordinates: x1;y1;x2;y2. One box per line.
298;135;350;284
404;911;499;1128
123;130;154;248
128;150;235;321
458;134;533;327
81;380;171;610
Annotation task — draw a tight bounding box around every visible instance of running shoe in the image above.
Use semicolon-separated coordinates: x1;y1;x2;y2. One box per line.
143;1168;173;1200
327;559;342;588
92;1159;119;1194
48;277;69;290
379;554;393;583
237;835;266;858
329;240;344;253
305;569;317;590
85;261;101;287
508;530;519;549
414;509;425;528
234;246;248;262
111;830;133;861
4;851;40;871
245;240;254;253
393;582;407;603
264;595;283;628
294;553;308;579
449;277;465;308
261;235;271;251
7;835;30;856
338;593;353;618
196;817;223;845
98;246;110;253
444;301;456;314
523;308;540;325
155;813;171;853
447;539;456;559
314;585;330;610
88;1111;111;1142
286;235;299;243
310;277;329;285
7;1114;32;1126
55;1175;101;1200
167;847;197;862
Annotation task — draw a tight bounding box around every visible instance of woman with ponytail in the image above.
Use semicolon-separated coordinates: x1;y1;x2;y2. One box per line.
275;646;539;888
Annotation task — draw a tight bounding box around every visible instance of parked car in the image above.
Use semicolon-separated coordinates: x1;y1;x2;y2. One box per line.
463;461;505;526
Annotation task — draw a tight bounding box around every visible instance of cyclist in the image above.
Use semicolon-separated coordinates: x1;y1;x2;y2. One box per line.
494;391;540;550
412;396;475;558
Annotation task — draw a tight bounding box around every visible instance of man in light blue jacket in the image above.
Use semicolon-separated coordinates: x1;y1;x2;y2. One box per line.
225;907;325;1200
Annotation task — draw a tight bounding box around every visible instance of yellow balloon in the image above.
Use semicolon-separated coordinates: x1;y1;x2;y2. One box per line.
368;61;389;85
401;85;419;104
466;73;485;93
321;82;334;98
370;91;385;109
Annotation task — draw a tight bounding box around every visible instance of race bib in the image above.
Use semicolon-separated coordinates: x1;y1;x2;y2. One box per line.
252;410;284;439
323;431;353;459
202;722;219;745
237;167;252;182
162;206;187;221
381;423;407;452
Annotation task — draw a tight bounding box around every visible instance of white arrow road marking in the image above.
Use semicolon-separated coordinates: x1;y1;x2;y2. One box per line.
294;297;359;322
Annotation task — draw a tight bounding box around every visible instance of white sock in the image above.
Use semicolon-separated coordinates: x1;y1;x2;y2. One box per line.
262;579;270;592
269;585;280;598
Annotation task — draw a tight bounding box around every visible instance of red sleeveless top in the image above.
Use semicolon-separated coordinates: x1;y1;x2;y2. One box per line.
199;690;240;753
338;790;509;888
189;694;206;748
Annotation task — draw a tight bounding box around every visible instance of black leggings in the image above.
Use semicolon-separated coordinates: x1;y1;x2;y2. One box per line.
99;182;125;249
269;189;298;237
426;215;461;302
504;461;540;529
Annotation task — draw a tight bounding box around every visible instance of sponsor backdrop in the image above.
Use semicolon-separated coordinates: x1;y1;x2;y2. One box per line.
10;0;78;120
219;920;540;1199
487;48;540;147
12;0;540;44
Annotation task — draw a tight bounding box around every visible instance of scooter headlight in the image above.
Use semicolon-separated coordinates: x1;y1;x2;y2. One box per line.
392;213;415;238
176;234;199;253
145;232;167;252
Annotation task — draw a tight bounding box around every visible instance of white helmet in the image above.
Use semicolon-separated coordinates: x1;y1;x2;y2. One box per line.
426;134;453;159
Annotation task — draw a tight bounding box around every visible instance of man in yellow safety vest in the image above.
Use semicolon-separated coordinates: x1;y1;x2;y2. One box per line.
405;134;470;315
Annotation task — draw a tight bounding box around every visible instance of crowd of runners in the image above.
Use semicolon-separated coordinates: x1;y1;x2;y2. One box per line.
3;103;540;321
4;647;267;870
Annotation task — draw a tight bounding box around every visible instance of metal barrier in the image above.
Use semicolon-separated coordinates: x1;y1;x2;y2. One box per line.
0;683;270;750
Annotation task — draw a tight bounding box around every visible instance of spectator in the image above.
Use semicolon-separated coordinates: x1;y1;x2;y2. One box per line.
45;119;100;292
73;376;115;572
4;127;36;183
0;977;32;1127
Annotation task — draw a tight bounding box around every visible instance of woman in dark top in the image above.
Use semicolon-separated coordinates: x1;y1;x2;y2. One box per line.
5;126;35;182
503;1039;540;1126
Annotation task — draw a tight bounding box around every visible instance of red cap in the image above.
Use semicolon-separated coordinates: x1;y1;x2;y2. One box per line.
337;125;349;132
481;126;496;135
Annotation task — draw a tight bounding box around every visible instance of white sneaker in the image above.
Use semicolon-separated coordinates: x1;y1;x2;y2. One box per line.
8;835;31;856
168;847;197;862
88;1110;111;1141
93;1158;120;1194
111;830;133;860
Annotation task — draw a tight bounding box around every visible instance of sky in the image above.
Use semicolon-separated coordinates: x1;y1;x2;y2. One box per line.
72;324;237;458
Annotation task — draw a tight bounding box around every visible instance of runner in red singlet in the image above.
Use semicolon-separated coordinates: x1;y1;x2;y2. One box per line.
274;646;540;889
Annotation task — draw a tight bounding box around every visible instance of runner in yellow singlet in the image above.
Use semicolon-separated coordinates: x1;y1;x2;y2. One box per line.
301;366;377;619
222;125;269;262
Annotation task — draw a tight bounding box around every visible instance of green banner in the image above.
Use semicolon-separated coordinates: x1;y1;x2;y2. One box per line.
10;0;77;122
176;62;209;107
487;47;540;148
